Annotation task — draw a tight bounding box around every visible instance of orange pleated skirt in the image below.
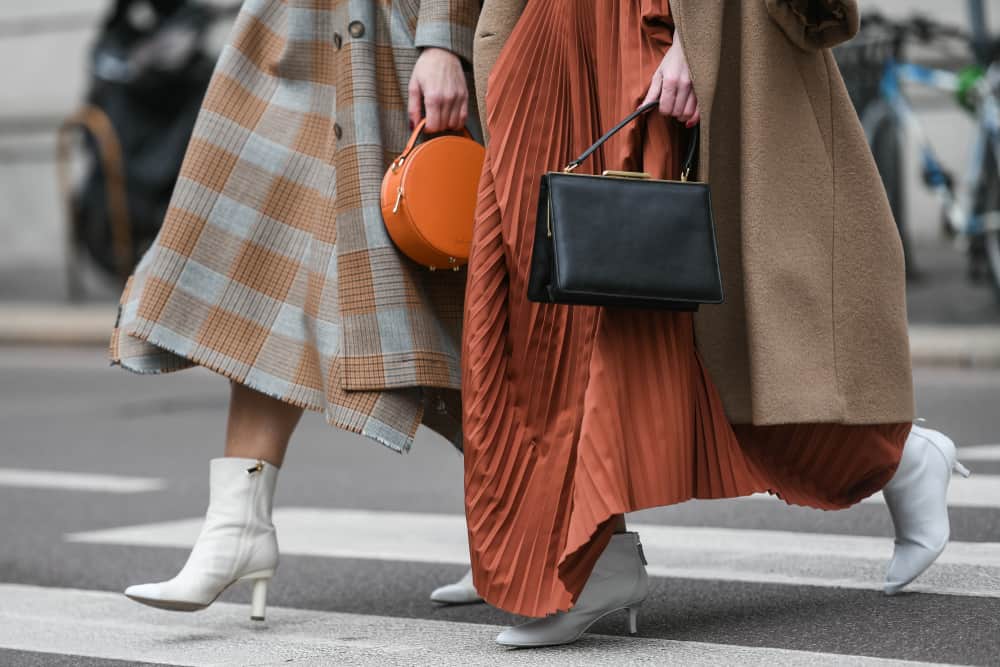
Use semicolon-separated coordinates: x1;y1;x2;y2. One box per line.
462;0;911;618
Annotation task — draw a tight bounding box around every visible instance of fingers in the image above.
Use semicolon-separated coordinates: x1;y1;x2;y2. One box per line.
658;76;678;117
445;93;459;131
681;94;697;127
641;70;663;108
424;89;444;133
673;71;692;117
407;77;423;131
409;48;469;133
427;83;469;132
420;86;468;133
659;69;699;125
448;88;469;131
647;42;698;125
457;95;469;129
671;84;689;120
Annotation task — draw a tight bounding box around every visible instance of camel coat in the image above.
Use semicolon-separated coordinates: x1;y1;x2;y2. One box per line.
472;0;914;425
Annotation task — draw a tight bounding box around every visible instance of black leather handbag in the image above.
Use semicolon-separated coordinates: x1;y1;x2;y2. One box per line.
527;102;724;311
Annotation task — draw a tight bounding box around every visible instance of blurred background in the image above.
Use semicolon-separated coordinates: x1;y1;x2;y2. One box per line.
1;0;1000;352
0;0;237;308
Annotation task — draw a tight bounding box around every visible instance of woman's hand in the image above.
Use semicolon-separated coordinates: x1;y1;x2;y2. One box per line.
641;27;700;128
408;48;469;133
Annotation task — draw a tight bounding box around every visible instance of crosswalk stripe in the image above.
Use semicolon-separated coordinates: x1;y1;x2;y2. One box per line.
66;508;1000;599
0;468;165;493
738;473;1000;509
958;445;1000;461
0;583;940;666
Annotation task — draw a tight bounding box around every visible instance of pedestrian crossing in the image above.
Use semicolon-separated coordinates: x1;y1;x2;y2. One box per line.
67;506;1000;600
2;466;998;665
749;471;1000;508
0;583;930;666
0;468;165;493
960;444;1000;461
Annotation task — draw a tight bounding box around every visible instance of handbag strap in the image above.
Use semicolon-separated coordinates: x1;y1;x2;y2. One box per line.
564;101;699;181
393;118;474;169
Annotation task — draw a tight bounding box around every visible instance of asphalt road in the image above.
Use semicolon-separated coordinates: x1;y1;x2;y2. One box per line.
1;345;998;666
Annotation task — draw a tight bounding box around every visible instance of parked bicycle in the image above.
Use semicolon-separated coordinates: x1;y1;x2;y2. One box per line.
837;11;1000;299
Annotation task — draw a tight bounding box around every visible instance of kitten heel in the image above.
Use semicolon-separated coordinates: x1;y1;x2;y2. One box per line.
248;574;271;621
627;606;640;635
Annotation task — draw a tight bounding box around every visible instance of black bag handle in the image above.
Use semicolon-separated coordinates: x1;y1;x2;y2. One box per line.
563;101;698;181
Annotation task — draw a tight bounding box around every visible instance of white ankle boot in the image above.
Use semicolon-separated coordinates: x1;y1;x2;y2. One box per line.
429;568;484;605
496;532;648;647
883;425;970;595
124;457;280;620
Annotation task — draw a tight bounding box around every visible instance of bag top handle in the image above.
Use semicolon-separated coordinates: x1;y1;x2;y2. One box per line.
392;118;474;171
563;102;698;181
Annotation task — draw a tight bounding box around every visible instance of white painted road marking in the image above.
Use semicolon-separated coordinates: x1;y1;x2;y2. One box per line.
740;473;1000;509
0;583;937;666
0;468;165;493
959;445;1000;461
858;472;996;508
67;508;1000;599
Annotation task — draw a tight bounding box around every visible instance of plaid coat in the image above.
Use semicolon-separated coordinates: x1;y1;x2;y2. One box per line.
111;0;479;452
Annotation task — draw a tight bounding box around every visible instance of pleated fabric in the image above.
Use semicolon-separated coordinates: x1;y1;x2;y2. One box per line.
462;0;911;618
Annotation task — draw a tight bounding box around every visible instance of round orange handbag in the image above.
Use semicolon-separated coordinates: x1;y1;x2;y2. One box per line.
380;118;485;271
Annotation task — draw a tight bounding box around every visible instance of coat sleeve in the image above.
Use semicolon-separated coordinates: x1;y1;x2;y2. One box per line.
765;0;860;51
415;0;480;64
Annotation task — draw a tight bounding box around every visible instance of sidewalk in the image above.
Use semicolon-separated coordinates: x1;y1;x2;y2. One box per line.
3;301;999;368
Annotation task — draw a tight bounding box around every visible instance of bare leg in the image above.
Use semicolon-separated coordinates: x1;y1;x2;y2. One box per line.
124;381;298;615
224;382;303;467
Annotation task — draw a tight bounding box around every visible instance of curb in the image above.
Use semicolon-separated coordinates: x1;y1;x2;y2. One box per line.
907;325;1000;369
0;304;998;368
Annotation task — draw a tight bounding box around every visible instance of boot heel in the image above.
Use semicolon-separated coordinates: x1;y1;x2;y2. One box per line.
953;461;971;478
627;606;640;635
249;577;269;621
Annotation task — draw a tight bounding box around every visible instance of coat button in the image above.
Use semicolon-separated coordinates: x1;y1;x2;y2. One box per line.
333;33;342;50
334;123;343;140
348;20;365;39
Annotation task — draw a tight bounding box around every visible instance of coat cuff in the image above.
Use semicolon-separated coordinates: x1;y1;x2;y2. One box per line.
765;0;860;51
414;0;478;65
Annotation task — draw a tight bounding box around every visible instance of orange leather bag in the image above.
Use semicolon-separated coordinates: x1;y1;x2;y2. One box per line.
380;119;485;271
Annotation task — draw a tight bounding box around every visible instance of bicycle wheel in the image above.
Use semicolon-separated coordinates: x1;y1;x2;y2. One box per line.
864;100;917;278
977;142;1000;301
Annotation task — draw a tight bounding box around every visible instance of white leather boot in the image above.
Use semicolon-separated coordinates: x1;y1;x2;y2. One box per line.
883;425;970;595
124;457;279;620
496;532;648;647
429;567;483;605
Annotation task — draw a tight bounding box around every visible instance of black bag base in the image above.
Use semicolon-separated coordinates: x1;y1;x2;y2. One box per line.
531;287;700;311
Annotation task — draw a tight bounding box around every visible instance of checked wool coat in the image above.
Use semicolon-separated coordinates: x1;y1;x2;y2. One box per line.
111;0;479;452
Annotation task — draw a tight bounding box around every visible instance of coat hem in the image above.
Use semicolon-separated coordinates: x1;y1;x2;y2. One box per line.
111;326;420;455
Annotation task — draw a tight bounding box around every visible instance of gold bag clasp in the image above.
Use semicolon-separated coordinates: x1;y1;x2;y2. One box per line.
601;170;652;180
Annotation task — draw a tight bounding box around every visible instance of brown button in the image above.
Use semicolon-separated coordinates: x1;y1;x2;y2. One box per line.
348;20;365;39
333;33;342;50
334;123;343;140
